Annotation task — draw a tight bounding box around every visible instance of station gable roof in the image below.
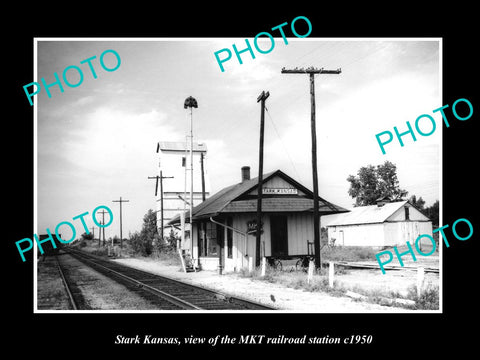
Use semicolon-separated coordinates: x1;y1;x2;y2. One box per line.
168;169;348;224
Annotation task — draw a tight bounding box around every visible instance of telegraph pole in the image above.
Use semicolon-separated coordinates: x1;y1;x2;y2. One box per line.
148;172;174;238
112;196;130;249
281;67;341;269
98;221;102;247
97;209;108;246
256;90;270;267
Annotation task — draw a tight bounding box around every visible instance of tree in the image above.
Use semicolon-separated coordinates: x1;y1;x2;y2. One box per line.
347;161;407;206
424;200;439;227
129;209;158;256
81;232;94;240
408;195;438;226
409;195;426;211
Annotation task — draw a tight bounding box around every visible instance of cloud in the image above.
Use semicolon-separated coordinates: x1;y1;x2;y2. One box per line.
72;95;95;107
63;107;175;177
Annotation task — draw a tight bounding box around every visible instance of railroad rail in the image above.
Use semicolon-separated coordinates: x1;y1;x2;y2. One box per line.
54;254;79;310
63;248;276;311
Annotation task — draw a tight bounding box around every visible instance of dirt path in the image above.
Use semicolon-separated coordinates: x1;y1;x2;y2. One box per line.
113;257;410;312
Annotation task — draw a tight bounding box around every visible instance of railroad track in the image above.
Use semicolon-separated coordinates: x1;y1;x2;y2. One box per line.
63;248;275;311
53;254;79;310
335;260;439;273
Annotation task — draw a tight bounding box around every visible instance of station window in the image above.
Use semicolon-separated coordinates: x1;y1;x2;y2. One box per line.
198;223;206;257
227;217;233;258
405;206;410;220
205;222;218;257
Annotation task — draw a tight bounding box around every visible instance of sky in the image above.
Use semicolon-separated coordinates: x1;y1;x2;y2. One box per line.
35;38;441;241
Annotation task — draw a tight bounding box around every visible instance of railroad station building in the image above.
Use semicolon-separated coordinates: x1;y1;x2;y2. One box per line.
169;167;347;272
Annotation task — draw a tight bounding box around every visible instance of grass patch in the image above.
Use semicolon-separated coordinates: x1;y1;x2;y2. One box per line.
151;247;182;266
344;282;439;310
238;265;346;296
91;247;109;257
238;262;439;310
321;246;378;262
407;283;439;310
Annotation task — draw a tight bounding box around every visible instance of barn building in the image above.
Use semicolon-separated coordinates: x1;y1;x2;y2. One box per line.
321;199;433;248
169;167;347;272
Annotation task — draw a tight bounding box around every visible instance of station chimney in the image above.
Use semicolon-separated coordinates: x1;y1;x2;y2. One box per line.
241;166;250;182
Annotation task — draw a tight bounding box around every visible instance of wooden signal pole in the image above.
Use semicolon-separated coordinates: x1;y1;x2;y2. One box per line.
200;152;206;202
256;90;270;267
148;172;174;237
112;196;130;249
184;96;198;258
281;67;341;269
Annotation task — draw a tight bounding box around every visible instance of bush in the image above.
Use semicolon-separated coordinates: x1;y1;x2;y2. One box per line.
129;231;152;256
128;209;160;257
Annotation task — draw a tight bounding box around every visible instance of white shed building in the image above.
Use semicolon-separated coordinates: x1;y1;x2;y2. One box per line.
321;200;433;248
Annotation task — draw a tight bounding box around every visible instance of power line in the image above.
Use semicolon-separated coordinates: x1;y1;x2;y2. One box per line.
264;105;300;179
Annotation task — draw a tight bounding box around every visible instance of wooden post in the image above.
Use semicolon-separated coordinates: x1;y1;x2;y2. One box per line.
179;248;187;273
248;256;254;273
329;261;335;288
261;257;266;277
417;267;425;297
307;259;314;283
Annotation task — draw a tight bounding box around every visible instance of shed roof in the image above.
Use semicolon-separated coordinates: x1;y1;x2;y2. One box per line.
168;169;348;224
321;200;412;226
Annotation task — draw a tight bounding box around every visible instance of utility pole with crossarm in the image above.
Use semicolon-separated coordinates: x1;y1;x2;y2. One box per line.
281;66;341;269
112;196;130;249
256;90;269;267
148;171;174;238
